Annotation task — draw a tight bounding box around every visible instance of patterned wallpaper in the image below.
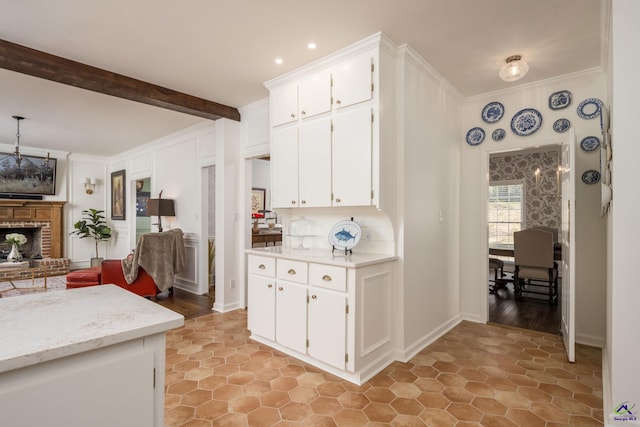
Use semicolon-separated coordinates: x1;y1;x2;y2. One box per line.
490;149;561;229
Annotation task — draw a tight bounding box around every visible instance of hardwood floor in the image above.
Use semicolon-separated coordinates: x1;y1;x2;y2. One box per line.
489;275;562;335
156;286;215;319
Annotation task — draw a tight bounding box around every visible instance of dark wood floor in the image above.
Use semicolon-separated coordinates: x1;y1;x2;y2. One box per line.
489;276;562;335
156;286;215;319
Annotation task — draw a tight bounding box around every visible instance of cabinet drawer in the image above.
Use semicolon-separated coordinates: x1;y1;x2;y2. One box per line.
309;264;346;292
248;255;275;277
277;259;308;284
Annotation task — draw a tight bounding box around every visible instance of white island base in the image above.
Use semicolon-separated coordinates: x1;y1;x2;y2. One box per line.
0;285;184;427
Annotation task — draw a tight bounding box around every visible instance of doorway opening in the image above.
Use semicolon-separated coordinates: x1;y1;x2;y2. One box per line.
487;145;563;335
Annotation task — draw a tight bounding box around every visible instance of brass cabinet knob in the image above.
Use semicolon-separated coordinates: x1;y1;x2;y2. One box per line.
290;113;296;118
335;198;341;203
311;295;317;300
336;100;342;105
291;200;296;205
267;284;273;288
301;110;306;115
278;286;284;291
301;200;306;204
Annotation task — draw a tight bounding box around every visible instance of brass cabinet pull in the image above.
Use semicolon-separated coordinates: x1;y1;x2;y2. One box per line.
322;275;332;281
258;264;266;269
267;284;273;288
288;269;296;275
278;286;283;291
311;295;317;300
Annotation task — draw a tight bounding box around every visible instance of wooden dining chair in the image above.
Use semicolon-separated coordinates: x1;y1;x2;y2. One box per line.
513;228;558;304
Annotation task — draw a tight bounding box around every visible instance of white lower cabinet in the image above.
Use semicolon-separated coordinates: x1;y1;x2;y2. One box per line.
275;280;308;354
308;287;346;370
247;251;396;385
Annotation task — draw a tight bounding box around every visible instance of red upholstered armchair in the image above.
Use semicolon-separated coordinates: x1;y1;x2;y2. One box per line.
101;259;159;299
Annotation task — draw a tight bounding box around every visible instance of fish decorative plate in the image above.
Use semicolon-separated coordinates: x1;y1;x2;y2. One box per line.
511;108;543;136
328;219;362;251
481;102;505;123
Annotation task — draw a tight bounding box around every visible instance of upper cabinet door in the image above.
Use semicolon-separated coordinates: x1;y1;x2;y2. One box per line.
298;118;332;208
271;83;298;127
271;126;299;208
332;54;373;110
299;69;332;120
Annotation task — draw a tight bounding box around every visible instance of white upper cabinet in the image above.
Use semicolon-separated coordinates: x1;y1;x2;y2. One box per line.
299;118;332;207
332;53;373;110
299;69;332;120
271;83;298;127
271;126;299;208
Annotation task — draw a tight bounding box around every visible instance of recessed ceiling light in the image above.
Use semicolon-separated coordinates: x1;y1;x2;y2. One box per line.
274;58;283;65
307;42;317;50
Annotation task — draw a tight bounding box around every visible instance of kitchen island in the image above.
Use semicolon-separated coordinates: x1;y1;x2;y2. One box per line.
0;285;184;427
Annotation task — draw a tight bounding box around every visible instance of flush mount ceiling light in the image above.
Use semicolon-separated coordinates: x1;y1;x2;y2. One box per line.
499;55;529;82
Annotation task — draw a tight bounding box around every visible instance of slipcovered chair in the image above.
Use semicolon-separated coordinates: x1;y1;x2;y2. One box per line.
513;228;558;304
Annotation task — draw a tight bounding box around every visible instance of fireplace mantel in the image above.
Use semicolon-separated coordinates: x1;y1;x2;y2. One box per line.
0;200;66;258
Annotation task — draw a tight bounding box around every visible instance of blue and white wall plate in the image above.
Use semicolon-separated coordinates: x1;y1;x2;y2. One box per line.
510;108;543;136
577;98;603;119
548;90;572;110
328;219;361;251
553;118;571;133
481;102;505;124
580;136;601;152
582;170;601;184
492;128;506;141
466;127;485;145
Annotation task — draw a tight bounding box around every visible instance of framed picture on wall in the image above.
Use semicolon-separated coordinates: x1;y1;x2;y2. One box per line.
251;188;266;214
111;169;126;220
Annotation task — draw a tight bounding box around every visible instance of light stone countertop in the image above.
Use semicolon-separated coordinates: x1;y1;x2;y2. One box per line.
246;246;397;268
0;285;184;374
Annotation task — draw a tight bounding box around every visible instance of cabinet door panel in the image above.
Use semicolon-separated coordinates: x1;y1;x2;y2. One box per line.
332;108;372;206
333;54;373;109
271;83;298;127
308;288;346;369
299;118;332;207
299;70;331;120
248;276;276;340
276;281;308;354
271;126;299;208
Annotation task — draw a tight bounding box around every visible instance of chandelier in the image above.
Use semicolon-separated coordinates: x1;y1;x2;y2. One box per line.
11;115;50;167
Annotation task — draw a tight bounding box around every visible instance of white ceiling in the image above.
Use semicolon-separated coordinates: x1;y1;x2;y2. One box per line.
0;0;606;156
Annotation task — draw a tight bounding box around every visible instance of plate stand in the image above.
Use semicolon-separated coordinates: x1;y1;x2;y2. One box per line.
332;246;352;256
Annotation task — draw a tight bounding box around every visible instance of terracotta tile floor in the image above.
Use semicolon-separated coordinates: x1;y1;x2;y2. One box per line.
165;310;603;426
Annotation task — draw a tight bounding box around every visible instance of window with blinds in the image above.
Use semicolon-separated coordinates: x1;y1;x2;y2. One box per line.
488;181;524;245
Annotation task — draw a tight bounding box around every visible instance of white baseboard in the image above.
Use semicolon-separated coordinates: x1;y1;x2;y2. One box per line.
398;314;463;362
576;332;605;348
212;301;244;313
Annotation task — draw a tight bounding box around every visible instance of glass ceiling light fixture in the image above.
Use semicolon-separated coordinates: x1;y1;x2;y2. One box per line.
499;55;529;82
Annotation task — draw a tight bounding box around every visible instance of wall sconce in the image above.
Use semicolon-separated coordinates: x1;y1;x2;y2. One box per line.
534;168;540;187
83;177;97;195
148;190;175;232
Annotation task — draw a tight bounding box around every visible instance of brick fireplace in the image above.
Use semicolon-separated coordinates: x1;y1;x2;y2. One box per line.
0;200;69;277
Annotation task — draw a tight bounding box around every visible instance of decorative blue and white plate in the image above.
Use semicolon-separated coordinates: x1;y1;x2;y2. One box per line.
548;90;572;110
577;98;603;119
580;136;601;152
492;128;506;141
582;170;601;185
466;127;485;146
553;118;571;133
328;219;362;251
481;102;505;124
510;108;543;136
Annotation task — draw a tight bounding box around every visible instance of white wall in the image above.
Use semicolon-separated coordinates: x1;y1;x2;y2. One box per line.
608;0;640;420
396;46;463;357
460;70;607;347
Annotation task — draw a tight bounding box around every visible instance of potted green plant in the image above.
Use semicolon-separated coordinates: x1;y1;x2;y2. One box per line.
70;208;112;266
